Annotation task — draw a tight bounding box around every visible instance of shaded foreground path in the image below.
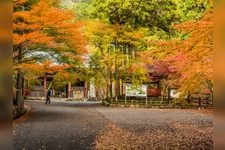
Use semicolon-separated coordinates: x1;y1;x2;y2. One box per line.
13;100;107;150
13;100;213;150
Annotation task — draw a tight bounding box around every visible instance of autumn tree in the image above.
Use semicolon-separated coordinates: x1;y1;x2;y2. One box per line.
87;0;183;101
85;19;150;101
149;0;213;101
176;8;213;98
13;0;86;109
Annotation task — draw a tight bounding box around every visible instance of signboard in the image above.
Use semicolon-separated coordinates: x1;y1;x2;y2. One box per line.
125;84;147;97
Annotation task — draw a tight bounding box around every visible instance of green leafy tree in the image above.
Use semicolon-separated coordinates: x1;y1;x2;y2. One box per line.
86;21;149;100
181;0;210;21
91;0;182;38
89;0;183;101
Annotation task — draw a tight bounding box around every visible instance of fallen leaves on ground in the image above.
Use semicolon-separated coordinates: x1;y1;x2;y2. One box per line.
94;121;212;150
13;104;32;127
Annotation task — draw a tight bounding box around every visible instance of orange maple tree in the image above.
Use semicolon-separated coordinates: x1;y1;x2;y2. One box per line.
13;0;86;63
149;1;213;98
13;0;86;107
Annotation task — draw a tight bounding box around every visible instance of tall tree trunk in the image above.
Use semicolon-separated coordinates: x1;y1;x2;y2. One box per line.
115;65;120;102
109;80;113;101
105;81;109;100
107;69;114;102
114;40;119;102
22;76;25;96
16;70;23;110
115;78;120;102
43;74;47;97
16;47;24;111
105;61;113;102
160;79;168;101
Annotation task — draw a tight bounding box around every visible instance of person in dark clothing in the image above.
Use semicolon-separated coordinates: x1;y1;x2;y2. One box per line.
45;90;51;104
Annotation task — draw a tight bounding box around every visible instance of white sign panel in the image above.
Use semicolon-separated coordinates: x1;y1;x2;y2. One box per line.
125;84;147;97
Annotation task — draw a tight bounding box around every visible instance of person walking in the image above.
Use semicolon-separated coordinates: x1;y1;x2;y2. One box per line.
45;90;51;104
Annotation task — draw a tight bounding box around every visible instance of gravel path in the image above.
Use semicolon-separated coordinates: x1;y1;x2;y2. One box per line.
13;100;213;150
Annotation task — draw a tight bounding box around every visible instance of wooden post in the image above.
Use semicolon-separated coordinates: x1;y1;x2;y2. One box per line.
168;87;171;102
199;98;202;108
43;74;47;97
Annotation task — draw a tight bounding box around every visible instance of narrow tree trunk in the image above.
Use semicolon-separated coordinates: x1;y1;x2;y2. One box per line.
115;79;120;102
108;70;114;102
16;70;23;111
22;76;25;96
109;80;113;101
168;87;171;102
43;74;47;97
105;82;108;100
115;66;120;102
16;47;24;111
114;40;119;102
161;80;165;101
